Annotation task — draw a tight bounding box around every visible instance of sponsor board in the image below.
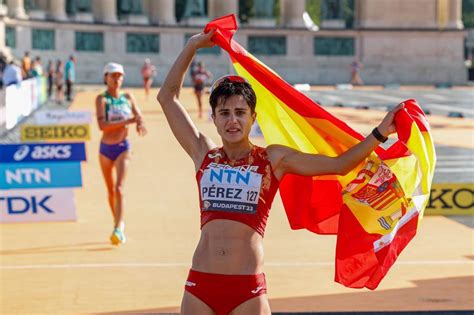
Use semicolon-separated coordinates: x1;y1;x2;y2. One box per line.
34;110;92;125
426;183;473;215
0;188;76;223
0;143;87;163
0;162;82;189
21;124;90;142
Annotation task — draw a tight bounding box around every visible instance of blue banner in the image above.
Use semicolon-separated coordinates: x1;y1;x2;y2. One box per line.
0;143;86;163
0;162;82;189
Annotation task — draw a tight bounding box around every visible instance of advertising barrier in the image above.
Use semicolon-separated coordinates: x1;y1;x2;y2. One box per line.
426;183;474;215
21;124;90;142
0;143;87;163
0;188;76;223
34;110;92;125
0;162;82;189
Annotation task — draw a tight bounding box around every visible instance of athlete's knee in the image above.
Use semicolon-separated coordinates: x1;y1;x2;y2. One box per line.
114;185;125;197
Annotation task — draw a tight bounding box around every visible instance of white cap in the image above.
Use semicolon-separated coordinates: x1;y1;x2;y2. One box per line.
103;62;124;75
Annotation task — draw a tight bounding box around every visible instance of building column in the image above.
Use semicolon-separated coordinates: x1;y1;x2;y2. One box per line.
92;0;117;23
48;0;67;21
149;0;176;25
208;0;238;20
280;0;305;28
447;0;463;29
7;0;27;18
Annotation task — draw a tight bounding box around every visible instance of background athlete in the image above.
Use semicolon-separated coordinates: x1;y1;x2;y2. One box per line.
158;30;402;315
96;62;147;245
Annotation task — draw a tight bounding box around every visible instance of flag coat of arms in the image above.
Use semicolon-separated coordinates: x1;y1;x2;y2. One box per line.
204;15;436;289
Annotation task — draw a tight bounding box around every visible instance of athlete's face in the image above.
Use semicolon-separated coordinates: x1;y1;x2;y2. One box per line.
106;72;123;89
212;94;256;144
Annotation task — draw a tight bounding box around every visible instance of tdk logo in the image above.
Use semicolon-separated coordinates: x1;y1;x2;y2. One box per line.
5;168;51;184
13;145;72;161
0;196;54;214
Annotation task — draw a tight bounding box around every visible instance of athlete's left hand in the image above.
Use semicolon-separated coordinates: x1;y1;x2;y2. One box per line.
377;103;404;137
137;122;147;136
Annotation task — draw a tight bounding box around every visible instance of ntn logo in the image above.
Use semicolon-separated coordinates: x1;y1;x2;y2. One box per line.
5;168;51;184
209;168;250;185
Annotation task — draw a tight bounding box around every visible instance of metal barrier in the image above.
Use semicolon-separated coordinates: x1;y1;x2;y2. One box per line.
1;77;47;130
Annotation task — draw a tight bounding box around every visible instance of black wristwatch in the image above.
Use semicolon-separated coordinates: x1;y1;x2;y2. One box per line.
372;127;388;143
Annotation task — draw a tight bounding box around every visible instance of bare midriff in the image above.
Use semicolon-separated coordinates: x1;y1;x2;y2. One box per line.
101;127;128;145
191;219;264;275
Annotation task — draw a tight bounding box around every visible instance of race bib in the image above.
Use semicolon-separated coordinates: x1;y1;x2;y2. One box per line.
200;167;262;214
107;106;131;122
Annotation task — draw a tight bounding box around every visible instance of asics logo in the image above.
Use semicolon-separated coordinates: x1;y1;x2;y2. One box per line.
185;281;196;287
13;146;30;161
251;286;264;294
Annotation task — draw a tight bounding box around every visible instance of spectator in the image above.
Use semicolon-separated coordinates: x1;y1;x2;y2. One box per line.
64;55;76;101
2;60;22;86
350;60;364;86
55;60;65;105
21;51;31;79
46;60;55;98
0;52;7;89
141;58;157;99
191;61;212;119
30;56;43;77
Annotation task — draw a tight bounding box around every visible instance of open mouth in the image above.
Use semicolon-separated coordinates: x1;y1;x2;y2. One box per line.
226;128;241;134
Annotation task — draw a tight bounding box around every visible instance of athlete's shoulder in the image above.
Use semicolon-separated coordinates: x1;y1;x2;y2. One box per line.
96;92;106;103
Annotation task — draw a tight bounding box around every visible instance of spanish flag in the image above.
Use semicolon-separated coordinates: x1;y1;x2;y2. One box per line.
205;15;436;289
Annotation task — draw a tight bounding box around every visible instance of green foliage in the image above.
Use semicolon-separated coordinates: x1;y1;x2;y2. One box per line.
306;0;322;25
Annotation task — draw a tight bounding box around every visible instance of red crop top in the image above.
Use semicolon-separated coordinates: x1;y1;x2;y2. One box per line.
196;145;279;237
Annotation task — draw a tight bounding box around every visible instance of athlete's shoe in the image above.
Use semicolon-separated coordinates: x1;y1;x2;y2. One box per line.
110;228;126;245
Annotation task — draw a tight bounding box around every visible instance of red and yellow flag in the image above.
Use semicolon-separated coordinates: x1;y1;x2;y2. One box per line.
205;15;436;289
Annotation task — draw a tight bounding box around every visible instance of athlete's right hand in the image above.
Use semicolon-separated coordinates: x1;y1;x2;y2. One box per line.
187;28;216;50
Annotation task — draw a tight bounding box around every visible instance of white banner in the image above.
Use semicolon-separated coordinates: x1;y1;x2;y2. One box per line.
34;110;92;125
0;188;77;223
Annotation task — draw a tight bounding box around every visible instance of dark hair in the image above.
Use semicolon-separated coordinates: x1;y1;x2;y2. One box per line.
209;79;256;114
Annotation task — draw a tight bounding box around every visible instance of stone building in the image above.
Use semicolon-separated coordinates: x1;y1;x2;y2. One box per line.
0;0;467;85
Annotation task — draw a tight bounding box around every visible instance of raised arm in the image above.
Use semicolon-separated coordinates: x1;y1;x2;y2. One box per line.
157;30;216;168
95;95;136;132
268;104;404;180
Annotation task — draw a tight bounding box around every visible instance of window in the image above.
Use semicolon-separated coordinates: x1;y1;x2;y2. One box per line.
75;31;104;52
126;33;160;53
184;34;221;55
248;36;286;56
66;0;92;14
5;26;16;48
32;29;55;50
314;37;354;56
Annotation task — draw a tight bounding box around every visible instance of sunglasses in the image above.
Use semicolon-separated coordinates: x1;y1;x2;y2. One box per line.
210;75;250;93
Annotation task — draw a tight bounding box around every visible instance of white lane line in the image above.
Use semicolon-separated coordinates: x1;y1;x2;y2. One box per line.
435;168;474;173
363;93;403;103
323;95;345;103
437;161;474;166
437;155;474;160
423;94;447;101
427;103;474;115
1;260;473;270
